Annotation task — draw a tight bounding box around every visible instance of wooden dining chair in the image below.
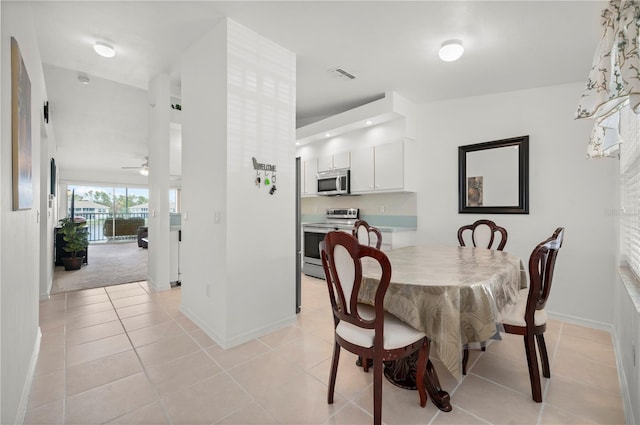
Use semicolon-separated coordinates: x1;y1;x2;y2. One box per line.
352;220;382;249
459;219;508;374
320;231;430;425
500;227;565;402
457;219;508;251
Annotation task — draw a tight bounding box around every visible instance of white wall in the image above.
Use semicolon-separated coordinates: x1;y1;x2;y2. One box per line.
1;2;50;422
181;19;297;348
38;118;57;299
415;82;617;325
147;74;171;291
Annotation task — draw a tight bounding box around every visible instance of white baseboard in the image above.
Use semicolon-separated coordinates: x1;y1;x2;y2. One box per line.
546;311;613;332
610;329;636;425
180;304;296;350
146;275;172;292
16;327;42;425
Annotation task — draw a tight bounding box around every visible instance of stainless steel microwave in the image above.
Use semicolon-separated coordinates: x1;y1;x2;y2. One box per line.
317;169;350;195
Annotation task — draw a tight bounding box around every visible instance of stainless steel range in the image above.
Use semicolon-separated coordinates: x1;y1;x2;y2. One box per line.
302;208;359;279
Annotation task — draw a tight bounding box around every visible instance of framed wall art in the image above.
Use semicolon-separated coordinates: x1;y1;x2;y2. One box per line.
11;36;32;210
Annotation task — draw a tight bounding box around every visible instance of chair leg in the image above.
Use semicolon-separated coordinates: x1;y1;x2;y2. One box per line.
523;334;542;402
363;357;369;373
462;347;469;375
415;342;429;408
328;342;340;404
536;334;551;378
373;357;383;425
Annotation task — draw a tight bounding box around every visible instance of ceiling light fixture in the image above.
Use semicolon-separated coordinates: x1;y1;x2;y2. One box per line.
366;120;373;126
139;165;149;176
438;39;464;62
93;41;115;58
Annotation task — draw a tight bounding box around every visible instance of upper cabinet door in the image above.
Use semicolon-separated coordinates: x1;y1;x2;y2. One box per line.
317;155;334;173
374;141;404;191
350;147;375;193
318;152;350;172
333;152;350;169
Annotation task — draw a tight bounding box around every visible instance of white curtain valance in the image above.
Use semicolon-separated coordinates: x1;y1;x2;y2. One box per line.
577;0;640;120
586;109;623;158
577;0;639;158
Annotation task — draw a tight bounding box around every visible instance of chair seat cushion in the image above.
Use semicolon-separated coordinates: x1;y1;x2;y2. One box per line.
336;304;426;350
502;289;548;327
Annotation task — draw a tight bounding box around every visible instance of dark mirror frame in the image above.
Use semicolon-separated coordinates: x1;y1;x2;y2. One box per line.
458;135;529;214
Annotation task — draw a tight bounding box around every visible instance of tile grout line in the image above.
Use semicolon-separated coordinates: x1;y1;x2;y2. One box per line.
62;291;69;425
103;282;176;425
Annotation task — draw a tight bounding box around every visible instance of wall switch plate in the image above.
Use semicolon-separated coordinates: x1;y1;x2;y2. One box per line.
380;206;385;214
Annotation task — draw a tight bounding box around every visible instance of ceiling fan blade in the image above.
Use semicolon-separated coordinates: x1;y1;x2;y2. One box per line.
121;166;141;169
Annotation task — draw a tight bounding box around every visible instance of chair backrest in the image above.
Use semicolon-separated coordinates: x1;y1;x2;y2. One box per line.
457;219;508;251
352;220;382;249
526;227;565;320
321;231;391;337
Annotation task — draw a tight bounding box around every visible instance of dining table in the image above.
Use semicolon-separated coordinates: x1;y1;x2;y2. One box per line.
359;245;527;412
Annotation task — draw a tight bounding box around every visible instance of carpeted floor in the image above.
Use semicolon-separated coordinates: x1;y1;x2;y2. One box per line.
52;242;148;294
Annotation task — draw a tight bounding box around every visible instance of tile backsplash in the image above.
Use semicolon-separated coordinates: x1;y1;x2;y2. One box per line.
301;192;417;227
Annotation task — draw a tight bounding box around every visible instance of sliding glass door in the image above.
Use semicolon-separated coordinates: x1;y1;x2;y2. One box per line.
67;184;149;243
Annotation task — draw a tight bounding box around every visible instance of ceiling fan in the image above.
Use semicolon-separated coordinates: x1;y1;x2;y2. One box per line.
122;157;149;176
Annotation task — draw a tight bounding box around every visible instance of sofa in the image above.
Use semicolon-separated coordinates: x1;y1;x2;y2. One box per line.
103;218;146;238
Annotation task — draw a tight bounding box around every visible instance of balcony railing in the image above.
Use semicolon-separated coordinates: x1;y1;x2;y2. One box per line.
71;212;148;243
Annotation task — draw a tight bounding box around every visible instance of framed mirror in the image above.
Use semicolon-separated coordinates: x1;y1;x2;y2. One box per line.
458;135;529;214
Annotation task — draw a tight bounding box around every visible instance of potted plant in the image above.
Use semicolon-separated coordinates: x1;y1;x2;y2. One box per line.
57;216;88;271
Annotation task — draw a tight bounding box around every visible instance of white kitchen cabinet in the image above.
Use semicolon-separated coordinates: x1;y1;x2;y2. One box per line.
379;229;416;252
302;158;318;196
350;146;375;192
374;141;404;191
333;151;351;169
350;139;416;194
318;152;350;172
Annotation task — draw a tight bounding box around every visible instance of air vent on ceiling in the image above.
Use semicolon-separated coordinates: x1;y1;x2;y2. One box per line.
329;67;356;80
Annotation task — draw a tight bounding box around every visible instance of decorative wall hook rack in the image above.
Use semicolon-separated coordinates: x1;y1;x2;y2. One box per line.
252;157;278;195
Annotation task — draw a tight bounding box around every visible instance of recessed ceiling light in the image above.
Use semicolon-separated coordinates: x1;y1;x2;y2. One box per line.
439;39;464;62
325;133;331;138
77;72;90;84
93;41;115;58
366;120;373;126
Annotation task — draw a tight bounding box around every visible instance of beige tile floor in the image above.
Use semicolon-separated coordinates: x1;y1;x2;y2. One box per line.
26;275;626;425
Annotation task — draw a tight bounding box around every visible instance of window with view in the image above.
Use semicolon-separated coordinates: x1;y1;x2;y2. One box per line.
620;105;640;279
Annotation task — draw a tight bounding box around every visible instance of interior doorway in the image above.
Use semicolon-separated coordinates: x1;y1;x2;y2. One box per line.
52;184;150;294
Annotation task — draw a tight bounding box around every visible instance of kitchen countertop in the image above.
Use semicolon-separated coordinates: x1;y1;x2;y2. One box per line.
302;222;416;233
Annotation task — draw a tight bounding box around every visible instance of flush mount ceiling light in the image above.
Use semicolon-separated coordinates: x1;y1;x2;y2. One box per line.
438;39;464;62
93;41;115;58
